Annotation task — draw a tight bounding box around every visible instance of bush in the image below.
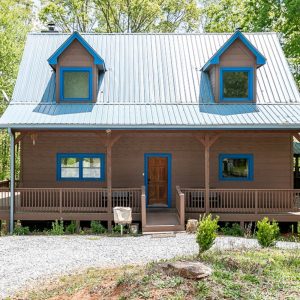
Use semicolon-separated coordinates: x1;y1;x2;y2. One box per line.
50;219;64;235
196;214;219;253
66;221;77;234
13;220;30;235
221;223;243;236
91;221;106;234
256;217;280;247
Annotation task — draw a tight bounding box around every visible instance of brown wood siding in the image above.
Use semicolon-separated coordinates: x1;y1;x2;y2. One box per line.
21;132;292;196
56;39;98;103
213;39;257;102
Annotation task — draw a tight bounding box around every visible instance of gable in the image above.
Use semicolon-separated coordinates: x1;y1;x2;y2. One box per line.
202;31;266;71
48;31;105;70
219;39;256;65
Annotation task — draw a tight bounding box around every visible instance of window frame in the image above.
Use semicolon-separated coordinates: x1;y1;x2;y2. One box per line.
219;67;254;102
219;153;254;181
59;67;93;102
56;153;105;182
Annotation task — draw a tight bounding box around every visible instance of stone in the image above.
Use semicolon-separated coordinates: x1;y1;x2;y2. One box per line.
186;219;198;233
160;261;212;279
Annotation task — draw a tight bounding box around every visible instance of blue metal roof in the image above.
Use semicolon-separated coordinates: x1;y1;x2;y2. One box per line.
1;103;300;129
0;32;299;129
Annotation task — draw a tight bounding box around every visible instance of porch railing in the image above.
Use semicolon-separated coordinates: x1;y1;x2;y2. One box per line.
0;187;142;214
183;188;300;214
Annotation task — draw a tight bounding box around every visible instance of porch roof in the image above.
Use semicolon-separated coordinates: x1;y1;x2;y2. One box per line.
2;103;300;129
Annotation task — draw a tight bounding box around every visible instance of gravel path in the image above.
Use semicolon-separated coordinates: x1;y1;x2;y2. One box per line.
0;234;299;298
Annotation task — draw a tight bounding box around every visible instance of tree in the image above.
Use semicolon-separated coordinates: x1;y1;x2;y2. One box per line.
0;0;33;180
39;0;201;33
280;0;300;86
200;0;299;87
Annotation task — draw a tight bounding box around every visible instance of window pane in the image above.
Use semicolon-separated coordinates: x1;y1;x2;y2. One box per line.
61;158;80;178
83;158;101;178
223;71;248;98
63;71;89;99
222;158;248;178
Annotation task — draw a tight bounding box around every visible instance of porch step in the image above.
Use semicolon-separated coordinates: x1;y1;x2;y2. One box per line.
143;224;185;234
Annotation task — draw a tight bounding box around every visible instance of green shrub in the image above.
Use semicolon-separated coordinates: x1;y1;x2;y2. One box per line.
50;219;64;235
221;223;243;237
256;217;280;247
196;214;219;253
13;220;30;235
66;221;77;234
91;221;106;234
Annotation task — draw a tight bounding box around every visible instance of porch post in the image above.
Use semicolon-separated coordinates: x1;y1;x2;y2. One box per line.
195;134;219;214
204;136;210;213
105;131;121;231
8;128;15;234
106;134;112;230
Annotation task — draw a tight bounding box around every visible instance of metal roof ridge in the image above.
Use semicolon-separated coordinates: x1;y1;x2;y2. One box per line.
7;102;300;106
28;32;278;36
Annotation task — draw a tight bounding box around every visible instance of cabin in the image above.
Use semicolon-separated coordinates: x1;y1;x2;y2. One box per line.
0;30;300;233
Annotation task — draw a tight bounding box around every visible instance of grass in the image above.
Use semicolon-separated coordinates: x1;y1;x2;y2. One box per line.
12;248;300;300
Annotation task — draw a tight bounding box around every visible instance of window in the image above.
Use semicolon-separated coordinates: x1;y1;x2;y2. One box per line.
57;153;105;181
219;154;253;181
59;67;92;101
220;67;253;101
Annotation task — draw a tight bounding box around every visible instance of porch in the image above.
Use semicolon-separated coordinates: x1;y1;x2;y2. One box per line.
1;186;299;232
3;130;300;232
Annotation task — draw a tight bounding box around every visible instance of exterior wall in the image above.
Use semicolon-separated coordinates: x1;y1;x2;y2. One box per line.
56;39;98;103
21;131;293;197
212;39;257;102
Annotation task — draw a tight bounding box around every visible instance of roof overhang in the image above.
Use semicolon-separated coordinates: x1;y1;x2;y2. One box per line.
48;31;106;71
202;30;267;72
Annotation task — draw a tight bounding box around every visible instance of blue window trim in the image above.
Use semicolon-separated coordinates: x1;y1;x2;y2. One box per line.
59;67;93;102
144;153;172;208
219;67;253;102
219;153;254;181
57;153;105;182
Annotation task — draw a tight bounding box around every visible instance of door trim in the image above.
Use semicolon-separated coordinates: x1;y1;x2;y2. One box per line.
144;153;172;208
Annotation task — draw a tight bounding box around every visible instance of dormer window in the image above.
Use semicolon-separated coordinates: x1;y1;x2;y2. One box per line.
60;67;92;101
220;67;253;102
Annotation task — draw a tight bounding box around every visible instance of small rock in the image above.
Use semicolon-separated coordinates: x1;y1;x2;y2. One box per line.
160;261;212;279
186;219;198;233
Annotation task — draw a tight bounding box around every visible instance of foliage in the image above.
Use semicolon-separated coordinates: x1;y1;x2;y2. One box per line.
39;0;200;33
0;0;33;180
50;219;65;235
196;214;219;253
90;220;106;234
66;221;77;234
13;220;30;235
256;217;280;247
19;249;300;300
200;0;300;87
112;224;123;233
221;222;243;236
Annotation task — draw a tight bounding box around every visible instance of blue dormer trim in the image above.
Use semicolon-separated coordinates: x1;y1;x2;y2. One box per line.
220;67;254;102
48;32;105;70
59;67;93;102
202;31;266;71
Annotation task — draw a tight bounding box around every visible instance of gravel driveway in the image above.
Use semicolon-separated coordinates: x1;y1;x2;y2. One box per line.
0;234;299;298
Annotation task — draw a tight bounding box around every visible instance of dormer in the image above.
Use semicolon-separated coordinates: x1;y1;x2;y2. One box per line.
202;30;266;103
48;32;105;103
